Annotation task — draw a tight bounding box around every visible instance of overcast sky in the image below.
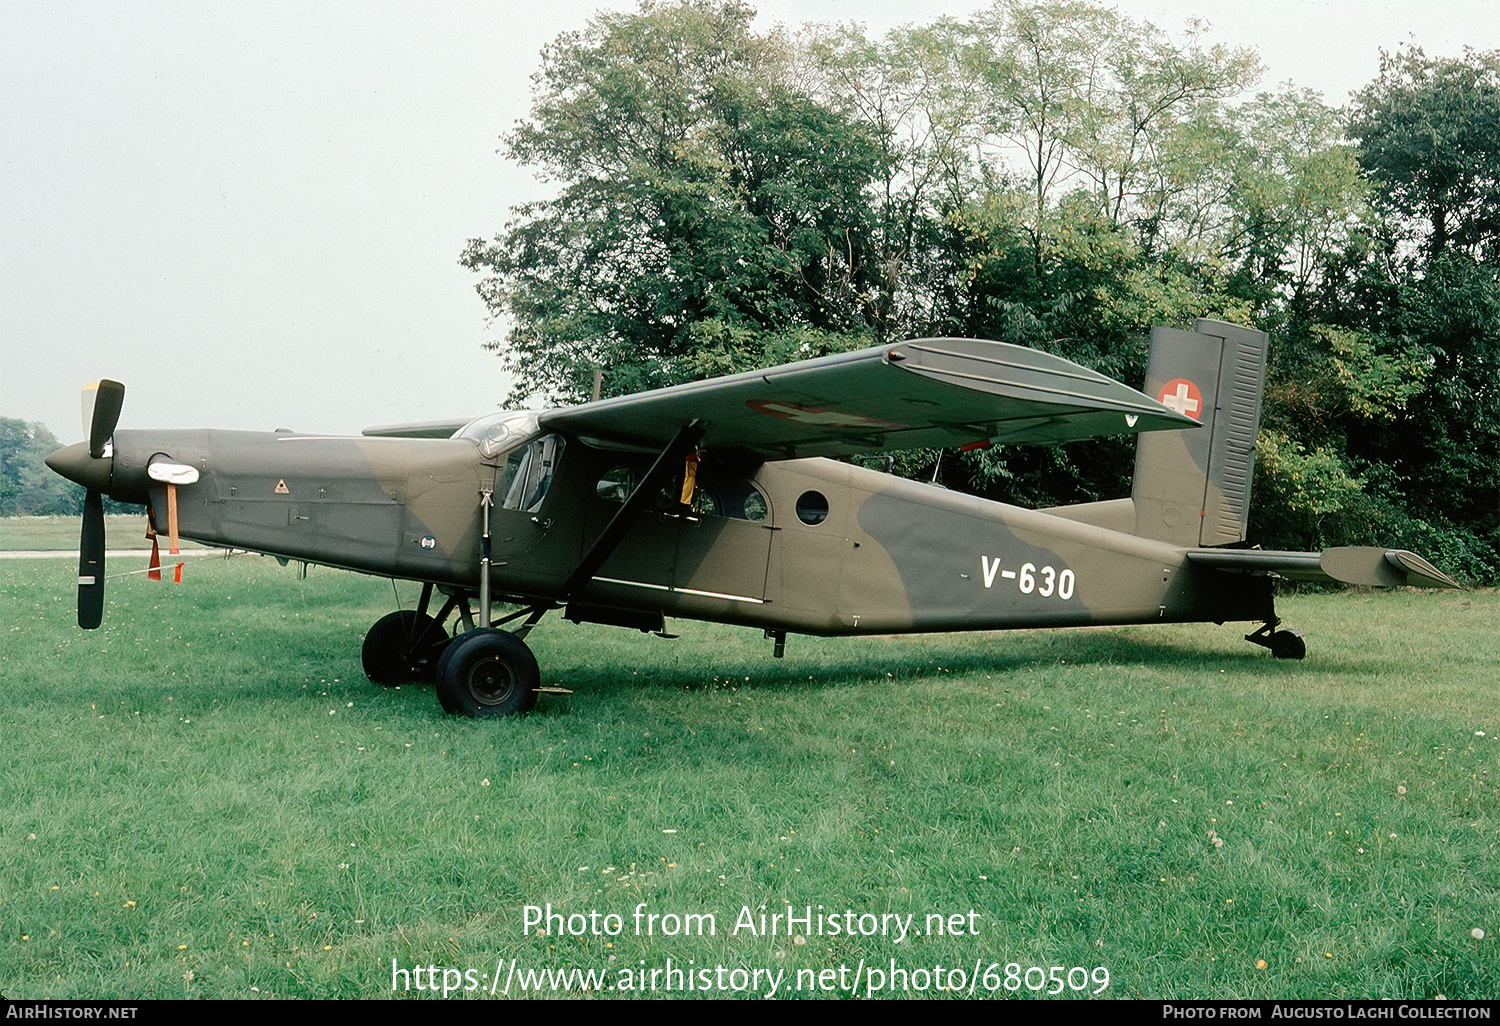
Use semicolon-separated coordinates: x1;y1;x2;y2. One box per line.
2;0;1494;442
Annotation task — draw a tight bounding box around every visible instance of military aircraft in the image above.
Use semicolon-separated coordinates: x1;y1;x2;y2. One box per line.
47;318;1458;717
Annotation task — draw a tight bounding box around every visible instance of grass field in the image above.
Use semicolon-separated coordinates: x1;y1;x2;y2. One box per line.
1;528;1495;1000
0;515;202;552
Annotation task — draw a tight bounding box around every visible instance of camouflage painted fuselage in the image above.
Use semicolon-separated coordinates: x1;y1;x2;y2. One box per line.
97;425;1270;638
51;318;1457;662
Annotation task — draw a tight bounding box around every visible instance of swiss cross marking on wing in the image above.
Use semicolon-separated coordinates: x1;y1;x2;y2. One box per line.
1158;379;1203;420
745;399;907;431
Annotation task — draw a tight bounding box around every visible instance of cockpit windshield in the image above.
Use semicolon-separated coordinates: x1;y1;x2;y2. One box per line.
455;411;541;458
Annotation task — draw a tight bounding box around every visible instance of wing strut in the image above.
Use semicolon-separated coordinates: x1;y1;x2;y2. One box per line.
561;419;705;600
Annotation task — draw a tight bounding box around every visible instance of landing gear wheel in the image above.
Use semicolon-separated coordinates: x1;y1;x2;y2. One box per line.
435;628;539;717
1246;621;1308;660
1269;629;1306;660
362;611;450;685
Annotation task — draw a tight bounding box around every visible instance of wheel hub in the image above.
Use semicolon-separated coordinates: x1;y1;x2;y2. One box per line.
468;657;515;705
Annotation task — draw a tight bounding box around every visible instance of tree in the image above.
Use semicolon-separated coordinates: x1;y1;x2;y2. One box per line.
1221;88;1372;317
463;2;1496;579
1326;47;1500;580
462;0;891;404
0;418;82;516
1394;254;1500;526
801;19;986;341
1349;46;1500;262
956;1;1259;272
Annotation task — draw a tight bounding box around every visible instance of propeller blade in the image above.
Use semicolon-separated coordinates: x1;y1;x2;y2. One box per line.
87;380;125;459
78;489;106;629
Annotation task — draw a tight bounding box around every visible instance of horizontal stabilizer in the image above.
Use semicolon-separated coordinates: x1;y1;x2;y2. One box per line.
540;338;1198;460
1187;547;1460;589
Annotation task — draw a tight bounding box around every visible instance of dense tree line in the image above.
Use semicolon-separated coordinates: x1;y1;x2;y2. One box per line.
0;418;144;517
464;1;1497;582
0;419;81;516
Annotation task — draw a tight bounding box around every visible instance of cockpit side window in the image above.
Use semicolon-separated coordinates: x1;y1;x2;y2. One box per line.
500;435;564;513
595;462;768;522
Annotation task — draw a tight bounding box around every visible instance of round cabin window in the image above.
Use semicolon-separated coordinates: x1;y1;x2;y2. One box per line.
795;490;829;526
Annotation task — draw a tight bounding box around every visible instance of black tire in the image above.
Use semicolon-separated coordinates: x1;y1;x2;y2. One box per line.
362;611;449;685
1270;629;1307;660
435;628;540;717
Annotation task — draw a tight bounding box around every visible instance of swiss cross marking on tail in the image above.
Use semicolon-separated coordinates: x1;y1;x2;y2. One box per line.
1158;379;1203;421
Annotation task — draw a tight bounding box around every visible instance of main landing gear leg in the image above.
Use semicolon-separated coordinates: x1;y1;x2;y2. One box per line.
428;414;693;719
428;487;548;717
430;418;700;719
1245;620;1306;660
363;589;552;715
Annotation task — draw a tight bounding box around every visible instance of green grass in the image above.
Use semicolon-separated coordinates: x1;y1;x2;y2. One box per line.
0;515;203;551
1;552;1496;1000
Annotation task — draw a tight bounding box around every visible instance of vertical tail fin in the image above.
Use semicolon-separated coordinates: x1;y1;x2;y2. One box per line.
1131;319;1268;547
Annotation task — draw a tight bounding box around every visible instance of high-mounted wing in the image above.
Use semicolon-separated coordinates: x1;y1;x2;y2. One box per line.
539;338;1198;460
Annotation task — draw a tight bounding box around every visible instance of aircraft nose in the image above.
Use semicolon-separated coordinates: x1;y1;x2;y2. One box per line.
46;441;113;493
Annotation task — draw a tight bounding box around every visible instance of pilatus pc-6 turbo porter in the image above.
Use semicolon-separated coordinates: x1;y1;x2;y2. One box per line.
48;319;1457;717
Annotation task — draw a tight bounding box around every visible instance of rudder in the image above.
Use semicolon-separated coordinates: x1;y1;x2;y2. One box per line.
1131;319;1268;546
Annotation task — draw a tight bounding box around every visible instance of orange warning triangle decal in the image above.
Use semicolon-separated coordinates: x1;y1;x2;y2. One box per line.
274;479;290;494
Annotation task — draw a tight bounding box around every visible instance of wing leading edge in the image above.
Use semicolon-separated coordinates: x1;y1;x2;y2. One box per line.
539;338;1198;460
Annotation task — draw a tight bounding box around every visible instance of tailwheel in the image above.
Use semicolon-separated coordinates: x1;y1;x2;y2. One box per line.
362;610;450;685
1269;629;1306;660
435;628;540;717
1245;622;1307;660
